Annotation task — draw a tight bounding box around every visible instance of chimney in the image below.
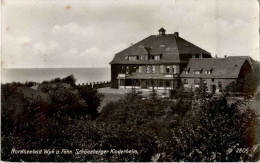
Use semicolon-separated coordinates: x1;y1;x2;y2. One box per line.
174;32;179;37
159;28;166;36
224;55;227;58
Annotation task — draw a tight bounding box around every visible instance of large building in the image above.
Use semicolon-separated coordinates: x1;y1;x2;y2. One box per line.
110;28;252;92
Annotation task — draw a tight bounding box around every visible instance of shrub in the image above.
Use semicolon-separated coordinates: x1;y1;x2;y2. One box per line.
2;80;259;162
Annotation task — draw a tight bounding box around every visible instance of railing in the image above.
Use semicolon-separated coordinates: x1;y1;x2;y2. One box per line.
117;73;132;78
163;73;179;78
118;73;126;77
77;81;111;89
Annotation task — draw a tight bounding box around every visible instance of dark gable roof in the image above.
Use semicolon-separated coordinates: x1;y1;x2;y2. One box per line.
180;57;249;78
110;33;211;64
175;36;210;55
228;56;255;66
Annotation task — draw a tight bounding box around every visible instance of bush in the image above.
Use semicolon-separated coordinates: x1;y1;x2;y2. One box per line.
111;80;118;88
2;80;259;161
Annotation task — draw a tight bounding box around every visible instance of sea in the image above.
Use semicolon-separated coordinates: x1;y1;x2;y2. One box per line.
1;67;111;85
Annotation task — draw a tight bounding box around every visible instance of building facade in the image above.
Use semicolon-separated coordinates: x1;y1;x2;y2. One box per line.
180;57;252;93
110;28;252;92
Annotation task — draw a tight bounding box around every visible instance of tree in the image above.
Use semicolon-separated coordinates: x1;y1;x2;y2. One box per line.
149;86;158;102
78;87;104;118
62;75;77;87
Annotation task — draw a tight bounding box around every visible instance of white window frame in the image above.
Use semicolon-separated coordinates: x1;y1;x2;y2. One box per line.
152;65;156;73
139;66;142;73
184;79;189;87
146;65;150;73
129;56;138;61
154;56;160;60
205;70;211;74
194;79;200;87
194;70;201;74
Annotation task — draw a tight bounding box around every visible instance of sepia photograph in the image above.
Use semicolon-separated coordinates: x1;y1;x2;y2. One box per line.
1;0;260;162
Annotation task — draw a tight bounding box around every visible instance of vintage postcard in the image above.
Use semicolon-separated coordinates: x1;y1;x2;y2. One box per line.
1;0;259;162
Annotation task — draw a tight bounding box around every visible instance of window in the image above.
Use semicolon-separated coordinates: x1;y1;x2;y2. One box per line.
184;70;189;74
145;55;148;60
154;55;160;60
129;56;139;61
218;82;222;92
211;78;215;82
202;80;207;89
166;66;170;73
166;81;170;87
125;56;129;60
140;55;144;60
160;65;164;73
184;79;188;87
194;70;201;74
194;79;200;87
152;65;155;73
205;70;212;74
126;66;129;74
139;66;142;73
172;65;176;74
159;80;164;87
133;66;138;73
146;65;150;73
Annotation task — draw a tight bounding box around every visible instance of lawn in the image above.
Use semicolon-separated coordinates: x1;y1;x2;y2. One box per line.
98;87;170;109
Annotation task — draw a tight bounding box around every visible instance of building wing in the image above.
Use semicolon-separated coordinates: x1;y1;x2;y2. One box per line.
180;57;249;78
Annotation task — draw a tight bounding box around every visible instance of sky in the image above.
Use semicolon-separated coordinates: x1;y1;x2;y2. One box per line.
1;0;259;68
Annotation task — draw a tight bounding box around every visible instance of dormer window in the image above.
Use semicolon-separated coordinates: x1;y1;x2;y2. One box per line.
205;70;212;74
154;55;160;60
194;70;201;74
184;68;190;74
151;55;161;60
205;68;212;74
128;55;139;61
